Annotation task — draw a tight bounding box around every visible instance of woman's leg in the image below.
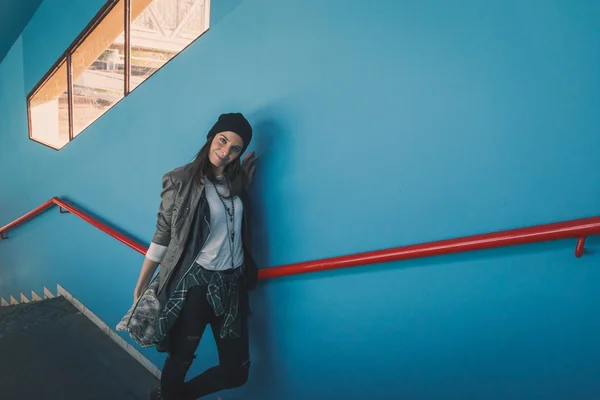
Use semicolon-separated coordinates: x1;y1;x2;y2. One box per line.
160;286;212;400
181;312;250;399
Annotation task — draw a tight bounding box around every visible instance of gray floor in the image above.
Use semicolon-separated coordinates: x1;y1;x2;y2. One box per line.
0;297;159;400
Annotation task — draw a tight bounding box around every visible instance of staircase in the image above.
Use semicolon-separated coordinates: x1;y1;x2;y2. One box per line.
0;294;159;399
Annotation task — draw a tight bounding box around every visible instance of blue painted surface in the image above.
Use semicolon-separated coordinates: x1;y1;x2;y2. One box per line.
0;0;44;64
1;0;600;398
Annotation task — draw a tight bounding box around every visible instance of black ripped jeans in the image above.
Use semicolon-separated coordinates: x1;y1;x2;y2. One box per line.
160;285;250;400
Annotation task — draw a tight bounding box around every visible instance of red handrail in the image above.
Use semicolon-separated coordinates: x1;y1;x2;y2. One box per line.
0;198;147;254
1;197;598;280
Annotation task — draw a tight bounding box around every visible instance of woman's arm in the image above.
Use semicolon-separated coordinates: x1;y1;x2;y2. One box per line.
241;151;258;187
133;257;160;302
133;173;176;301
133;242;167;301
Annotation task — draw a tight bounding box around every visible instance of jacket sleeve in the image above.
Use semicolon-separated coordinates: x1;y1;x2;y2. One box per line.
241;189;259;290
151;173;176;247
244;246;259;291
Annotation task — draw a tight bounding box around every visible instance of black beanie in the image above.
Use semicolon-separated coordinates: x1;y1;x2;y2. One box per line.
207;113;253;153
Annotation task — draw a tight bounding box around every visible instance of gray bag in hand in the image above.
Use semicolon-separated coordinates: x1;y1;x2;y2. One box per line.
116;276;162;348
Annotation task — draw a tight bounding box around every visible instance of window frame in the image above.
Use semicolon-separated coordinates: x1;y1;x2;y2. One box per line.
27;0;210;151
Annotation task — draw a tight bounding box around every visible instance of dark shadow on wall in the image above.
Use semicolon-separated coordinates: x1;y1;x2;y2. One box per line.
0;0;44;64
244;105;295;397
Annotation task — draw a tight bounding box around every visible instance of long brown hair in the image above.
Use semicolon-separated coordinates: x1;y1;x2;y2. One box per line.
190;134;246;198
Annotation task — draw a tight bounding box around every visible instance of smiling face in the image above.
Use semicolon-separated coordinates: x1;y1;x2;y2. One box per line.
207;131;245;175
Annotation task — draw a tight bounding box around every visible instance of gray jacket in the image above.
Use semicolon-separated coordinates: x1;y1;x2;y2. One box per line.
151;162;258;295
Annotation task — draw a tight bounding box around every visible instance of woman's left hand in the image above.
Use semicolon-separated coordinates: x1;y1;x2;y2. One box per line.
242;151;259;186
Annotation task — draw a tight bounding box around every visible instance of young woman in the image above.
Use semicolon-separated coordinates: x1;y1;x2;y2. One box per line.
132;113;259;400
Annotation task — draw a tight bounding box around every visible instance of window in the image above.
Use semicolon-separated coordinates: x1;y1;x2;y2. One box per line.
72;0;126;137
27;0;211;150
131;0;210;90
29;61;70;149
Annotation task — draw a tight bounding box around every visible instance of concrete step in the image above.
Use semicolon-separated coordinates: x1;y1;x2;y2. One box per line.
0;296;159;400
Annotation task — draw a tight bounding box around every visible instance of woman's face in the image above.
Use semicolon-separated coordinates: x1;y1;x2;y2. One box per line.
208;131;244;171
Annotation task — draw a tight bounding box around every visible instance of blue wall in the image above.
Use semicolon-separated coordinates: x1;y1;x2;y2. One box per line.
0;0;44;63
1;0;600;398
